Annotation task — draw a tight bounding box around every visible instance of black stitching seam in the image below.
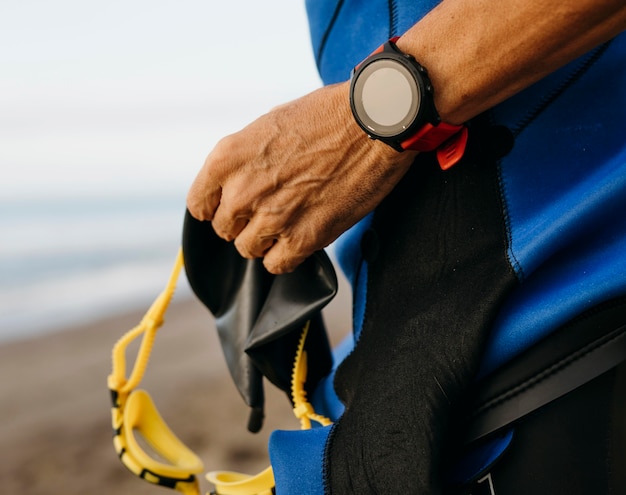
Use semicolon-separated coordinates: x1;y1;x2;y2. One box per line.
512;41;612;138
316;0;399;72
322;422;339;495
388;0;399;38
315;0;346;71
495;150;525;281
495;40;612;281
479;110;527;282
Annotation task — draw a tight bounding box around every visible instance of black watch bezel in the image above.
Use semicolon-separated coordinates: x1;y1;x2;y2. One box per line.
349;40;440;152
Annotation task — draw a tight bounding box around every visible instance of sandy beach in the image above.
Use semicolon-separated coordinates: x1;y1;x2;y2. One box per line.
0;277;352;495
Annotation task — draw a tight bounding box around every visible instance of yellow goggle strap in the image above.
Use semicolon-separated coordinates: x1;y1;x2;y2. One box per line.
205;467;275;495
108;248;184;395
291;321;333;430
109;249;333;495
108;249;203;495
205;321;332;494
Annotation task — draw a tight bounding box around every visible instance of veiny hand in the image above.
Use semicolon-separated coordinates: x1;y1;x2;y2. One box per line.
186;82;417;274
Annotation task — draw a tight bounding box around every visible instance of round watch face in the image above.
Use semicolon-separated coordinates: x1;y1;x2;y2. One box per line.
352;58;420;138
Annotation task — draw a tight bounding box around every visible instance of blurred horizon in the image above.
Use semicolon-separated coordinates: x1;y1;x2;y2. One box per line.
0;0;323;341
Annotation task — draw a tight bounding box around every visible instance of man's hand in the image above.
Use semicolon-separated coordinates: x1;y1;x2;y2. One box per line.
187;82;416;274
186;0;625;275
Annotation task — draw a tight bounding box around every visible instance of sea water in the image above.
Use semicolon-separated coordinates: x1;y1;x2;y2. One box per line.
0;193;191;342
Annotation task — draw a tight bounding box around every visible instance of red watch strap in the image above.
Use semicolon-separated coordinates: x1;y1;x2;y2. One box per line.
436;127;469;170
400;121;462;152
401;123;468;170
356;36;400;68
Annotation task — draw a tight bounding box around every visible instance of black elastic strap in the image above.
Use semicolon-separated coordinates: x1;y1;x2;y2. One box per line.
464;297;626;445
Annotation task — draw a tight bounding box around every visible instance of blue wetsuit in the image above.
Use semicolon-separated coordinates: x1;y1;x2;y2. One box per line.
268;1;626;493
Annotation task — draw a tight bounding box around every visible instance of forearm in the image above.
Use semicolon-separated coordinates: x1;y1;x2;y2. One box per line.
396;0;626;124
186;0;626;274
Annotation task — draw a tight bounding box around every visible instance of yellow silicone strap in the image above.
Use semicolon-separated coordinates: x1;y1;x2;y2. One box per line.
108;248;184;394
109;249;333;495
291;321;332;429
206;322;332;494
108;249;203;495
206;466;275;495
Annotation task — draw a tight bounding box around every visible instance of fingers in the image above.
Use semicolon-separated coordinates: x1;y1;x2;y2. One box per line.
263;242;309;274
186;177;221;222
234;230;276;259
238;234;309;274
186;135;245;222
232;216;313;274
211;209;249;242
210;176;258;240
232;213;282;260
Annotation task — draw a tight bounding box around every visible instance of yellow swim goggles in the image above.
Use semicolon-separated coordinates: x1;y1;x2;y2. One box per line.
108;249;331;495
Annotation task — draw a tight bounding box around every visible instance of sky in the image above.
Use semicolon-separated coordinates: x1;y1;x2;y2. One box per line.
0;0;321;200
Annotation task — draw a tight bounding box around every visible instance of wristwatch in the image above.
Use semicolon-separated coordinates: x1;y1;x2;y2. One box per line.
349;37;467;169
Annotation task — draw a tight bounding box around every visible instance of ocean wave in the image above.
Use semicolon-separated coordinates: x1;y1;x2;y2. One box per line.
0;256;192;342
0;194;190;342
